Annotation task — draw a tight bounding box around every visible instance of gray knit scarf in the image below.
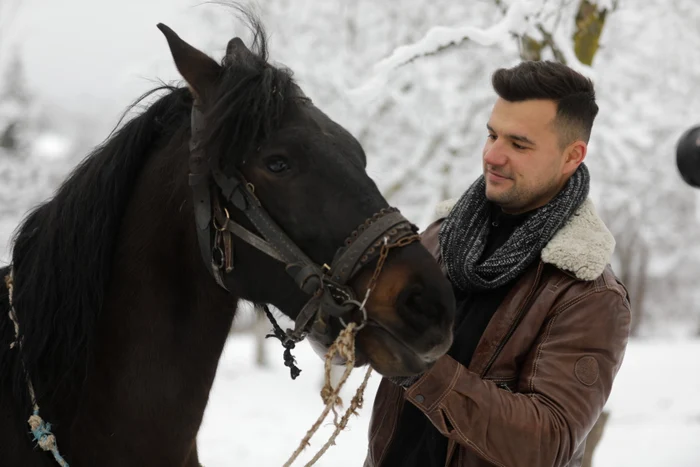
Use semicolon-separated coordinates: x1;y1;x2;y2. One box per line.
438;163;590;291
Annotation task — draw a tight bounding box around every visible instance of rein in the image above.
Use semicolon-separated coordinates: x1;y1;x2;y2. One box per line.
188;101;419;378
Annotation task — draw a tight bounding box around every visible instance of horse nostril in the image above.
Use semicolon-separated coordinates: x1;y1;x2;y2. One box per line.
404;288;424;313
397;284;439;321
394;278;455;357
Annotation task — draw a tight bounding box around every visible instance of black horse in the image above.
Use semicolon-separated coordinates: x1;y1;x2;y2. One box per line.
0;12;454;467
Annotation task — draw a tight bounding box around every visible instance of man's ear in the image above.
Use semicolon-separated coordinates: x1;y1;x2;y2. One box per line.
157;23;221;102
563;140;587;176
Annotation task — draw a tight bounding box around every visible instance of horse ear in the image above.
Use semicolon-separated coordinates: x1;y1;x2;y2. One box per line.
225;37;252;65
157;23;221;102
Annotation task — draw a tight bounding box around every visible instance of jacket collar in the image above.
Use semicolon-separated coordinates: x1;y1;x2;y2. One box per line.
432;197;615;281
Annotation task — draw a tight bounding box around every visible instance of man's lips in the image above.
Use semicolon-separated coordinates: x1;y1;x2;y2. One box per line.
486;170;511;181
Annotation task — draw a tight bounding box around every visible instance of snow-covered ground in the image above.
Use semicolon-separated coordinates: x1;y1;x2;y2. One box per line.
595;341;700;467
199;336;700;467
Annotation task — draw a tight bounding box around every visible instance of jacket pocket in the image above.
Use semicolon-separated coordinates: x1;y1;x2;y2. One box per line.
486;376;517;393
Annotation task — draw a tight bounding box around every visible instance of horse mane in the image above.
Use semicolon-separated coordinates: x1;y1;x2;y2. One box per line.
2;87;193;401
201;8;303;170
0;9;303;404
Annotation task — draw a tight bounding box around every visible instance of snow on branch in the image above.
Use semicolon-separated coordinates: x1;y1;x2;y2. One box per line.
346;0;534;103
374;2;532;74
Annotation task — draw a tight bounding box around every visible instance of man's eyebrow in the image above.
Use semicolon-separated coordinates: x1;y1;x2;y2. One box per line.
487;124;536;146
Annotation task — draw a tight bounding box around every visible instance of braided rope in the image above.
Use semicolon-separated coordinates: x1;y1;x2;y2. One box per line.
282;234;420;467
282;322;372;467
5;270;70;467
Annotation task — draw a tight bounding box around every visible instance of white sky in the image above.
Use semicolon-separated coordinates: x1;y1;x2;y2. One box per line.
9;0;211;123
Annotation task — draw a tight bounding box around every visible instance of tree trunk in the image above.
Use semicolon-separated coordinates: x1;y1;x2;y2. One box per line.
573;0;609;66
628;242;649;336
517;0;612;66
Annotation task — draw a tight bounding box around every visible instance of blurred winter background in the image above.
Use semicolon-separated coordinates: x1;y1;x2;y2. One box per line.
1;0;699;465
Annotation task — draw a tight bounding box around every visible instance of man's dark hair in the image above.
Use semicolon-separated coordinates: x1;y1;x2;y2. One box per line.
492;60;599;147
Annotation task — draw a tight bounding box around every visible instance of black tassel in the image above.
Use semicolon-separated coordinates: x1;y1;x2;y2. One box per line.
262;304;302;380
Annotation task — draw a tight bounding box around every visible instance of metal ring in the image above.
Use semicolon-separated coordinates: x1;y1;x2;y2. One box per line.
339;299;368;332
213;208;230;232
212;246;225;269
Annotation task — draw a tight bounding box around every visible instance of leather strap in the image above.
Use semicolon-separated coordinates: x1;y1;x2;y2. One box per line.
219;215;286;263
189;103;223;287
328;211;412;285
288;293;323;341
225;183;327;293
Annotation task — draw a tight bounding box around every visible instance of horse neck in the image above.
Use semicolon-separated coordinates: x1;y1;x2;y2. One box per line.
112;140;237;364
69;143;238;458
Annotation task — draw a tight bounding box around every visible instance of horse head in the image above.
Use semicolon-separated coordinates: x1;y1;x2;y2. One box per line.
159;21;455;377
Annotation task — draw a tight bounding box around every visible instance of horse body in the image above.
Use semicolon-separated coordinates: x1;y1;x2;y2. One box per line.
0;11;455;466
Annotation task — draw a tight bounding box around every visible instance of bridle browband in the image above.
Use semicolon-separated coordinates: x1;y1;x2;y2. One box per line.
188;101;419;377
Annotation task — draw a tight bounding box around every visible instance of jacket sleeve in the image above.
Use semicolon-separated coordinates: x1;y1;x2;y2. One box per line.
403;288;631;467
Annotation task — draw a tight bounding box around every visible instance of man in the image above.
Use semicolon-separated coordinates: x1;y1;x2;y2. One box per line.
364;61;631;467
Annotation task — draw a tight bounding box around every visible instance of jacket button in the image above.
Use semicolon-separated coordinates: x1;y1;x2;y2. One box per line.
415;394;425;404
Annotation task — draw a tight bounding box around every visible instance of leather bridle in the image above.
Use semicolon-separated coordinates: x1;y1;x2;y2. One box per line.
188;101;419;366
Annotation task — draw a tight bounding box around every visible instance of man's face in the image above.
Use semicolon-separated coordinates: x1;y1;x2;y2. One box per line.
482;98;586;214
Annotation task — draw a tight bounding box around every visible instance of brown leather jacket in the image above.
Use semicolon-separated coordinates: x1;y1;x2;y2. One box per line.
364;199;631;467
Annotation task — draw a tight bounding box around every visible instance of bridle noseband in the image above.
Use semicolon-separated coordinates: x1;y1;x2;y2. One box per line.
188;102;419;377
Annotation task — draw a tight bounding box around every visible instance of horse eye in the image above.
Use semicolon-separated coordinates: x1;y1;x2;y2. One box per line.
265;156;291;174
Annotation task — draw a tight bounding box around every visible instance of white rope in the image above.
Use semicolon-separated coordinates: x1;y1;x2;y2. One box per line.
5;270;70;467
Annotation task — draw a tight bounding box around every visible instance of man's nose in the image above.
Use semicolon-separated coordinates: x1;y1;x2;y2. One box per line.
484;141;508;166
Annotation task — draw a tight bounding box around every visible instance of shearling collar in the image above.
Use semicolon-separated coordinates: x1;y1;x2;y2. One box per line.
432;198;615;281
